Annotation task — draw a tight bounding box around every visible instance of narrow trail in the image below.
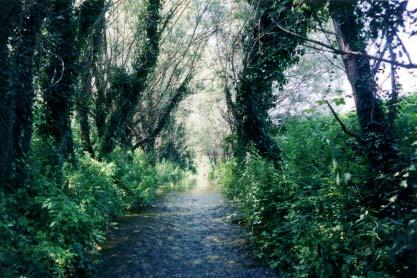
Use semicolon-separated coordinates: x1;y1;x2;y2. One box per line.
96;182;275;278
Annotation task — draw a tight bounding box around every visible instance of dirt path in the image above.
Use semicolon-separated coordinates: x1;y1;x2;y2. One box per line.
95;183;275;278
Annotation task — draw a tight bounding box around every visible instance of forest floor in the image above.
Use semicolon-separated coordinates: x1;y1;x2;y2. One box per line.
95;181;275;278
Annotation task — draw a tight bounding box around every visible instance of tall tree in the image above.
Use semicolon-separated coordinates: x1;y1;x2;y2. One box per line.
0;1;21;190
233;0;319;163
75;0;106;157
11;0;47;187
40;0;77;167
101;0;162;155
329;0;398;176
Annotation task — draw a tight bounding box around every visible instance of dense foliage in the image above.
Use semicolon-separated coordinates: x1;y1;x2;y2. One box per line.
0;0;197;276
214;95;417;276
212;0;417;276
1;0;417;276
0;138;186;276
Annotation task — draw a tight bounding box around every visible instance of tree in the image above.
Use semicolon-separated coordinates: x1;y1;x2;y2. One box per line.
39;0;77;168
0;1;21;190
101;0;163;155
329;0;398;176
11;0;47;187
75;0;106;157
232;0;321;163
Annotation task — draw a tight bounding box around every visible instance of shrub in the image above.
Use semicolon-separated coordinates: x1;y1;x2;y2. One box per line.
214;113;417;277
0;143;187;276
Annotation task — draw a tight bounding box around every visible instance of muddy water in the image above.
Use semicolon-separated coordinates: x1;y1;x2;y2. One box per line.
95;183;275;278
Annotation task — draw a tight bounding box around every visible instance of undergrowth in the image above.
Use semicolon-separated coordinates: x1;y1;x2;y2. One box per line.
0;143;187;276
213;103;417;277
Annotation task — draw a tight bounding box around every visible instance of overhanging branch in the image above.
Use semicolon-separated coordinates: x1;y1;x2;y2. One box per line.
274;22;417;69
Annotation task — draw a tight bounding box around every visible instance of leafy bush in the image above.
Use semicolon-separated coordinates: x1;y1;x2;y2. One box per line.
111;149;160;208
156;159;187;186
214;112;417;277
0;143;187;276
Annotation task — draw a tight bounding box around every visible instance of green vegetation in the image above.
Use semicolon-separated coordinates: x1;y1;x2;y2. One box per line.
1;0;417;276
0;139;187;276
210;0;417;276
213;96;417;276
0;0;197;276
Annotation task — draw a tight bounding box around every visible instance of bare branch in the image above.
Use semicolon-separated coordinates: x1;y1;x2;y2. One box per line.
325;100;363;141
274;22;417;69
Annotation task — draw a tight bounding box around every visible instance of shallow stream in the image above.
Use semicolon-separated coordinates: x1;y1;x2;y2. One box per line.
96;182;275;278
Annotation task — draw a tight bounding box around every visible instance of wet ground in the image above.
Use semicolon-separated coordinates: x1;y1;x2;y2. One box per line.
95;182;275;278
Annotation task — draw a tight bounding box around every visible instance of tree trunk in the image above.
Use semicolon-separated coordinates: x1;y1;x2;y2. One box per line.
0;1;20;190
101;0;162;156
76;91;95;157
94;63;106;141
11;0;46;187
234;0;312;163
329;0;397;175
40;0;77;167
74;0;105;157
235;77;282;163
